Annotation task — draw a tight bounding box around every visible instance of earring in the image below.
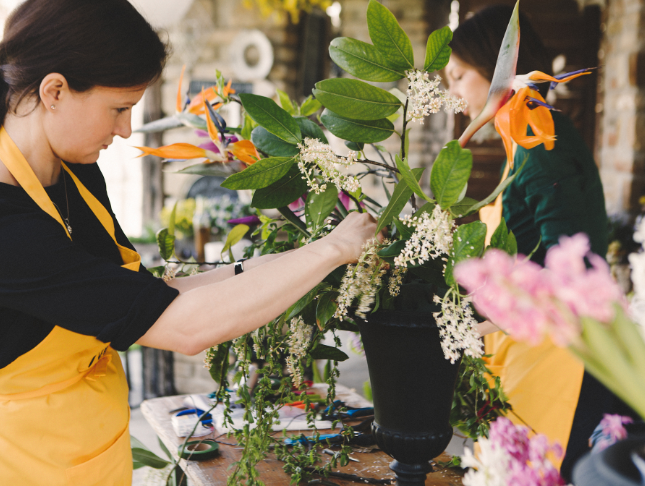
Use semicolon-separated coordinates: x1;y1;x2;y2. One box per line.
50;105;55;110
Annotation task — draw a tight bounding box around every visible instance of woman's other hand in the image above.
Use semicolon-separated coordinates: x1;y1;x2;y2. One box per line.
325;211;381;264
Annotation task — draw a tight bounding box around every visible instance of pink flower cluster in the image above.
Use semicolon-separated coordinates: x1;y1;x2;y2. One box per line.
454;234;627;347
592;413;633;451
462;417;565;486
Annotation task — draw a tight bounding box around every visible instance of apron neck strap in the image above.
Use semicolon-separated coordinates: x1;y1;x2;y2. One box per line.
0;127;140;271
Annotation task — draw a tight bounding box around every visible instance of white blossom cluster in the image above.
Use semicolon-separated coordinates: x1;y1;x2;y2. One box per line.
405;70;468;124
394;206;456;267
461;439;511;486
433;294;483;363
388;266;407;297
286;316;310;387
335;238;390;320
203;344;219;370
630;218;645;334
297;138;360;194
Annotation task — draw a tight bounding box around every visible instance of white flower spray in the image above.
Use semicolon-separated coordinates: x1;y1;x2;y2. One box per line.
286;316;310;387
394;206;456;267
297;138;360;194
406;70;467;124
335;238;390;320
434;292;483;364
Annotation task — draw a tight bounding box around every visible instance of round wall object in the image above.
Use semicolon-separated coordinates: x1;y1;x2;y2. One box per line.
229;30;274;81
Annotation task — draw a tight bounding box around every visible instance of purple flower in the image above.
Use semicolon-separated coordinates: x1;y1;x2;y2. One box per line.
600;414;632;442
228;215;261;225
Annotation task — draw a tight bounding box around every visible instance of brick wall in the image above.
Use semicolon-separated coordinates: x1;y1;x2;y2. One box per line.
596;0;645;216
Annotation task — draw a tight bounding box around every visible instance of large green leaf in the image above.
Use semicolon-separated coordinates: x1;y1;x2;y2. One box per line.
320;109;395;144
252;165;308;209
313;78;402;121
329;37;405;82
222;224;249;257
449;197;478;219
251;127;299;157
375;167;425;235
367;0;414;71
430;141;473;209
221;157;295;190
306;185;338;231
310;343;349;362
396;155;433;203
445;221;487;286
294;117;328;144
240;93;301;144
131;447;170;470
424;26;452;72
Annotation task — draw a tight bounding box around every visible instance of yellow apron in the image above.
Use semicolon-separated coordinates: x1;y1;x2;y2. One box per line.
0;127;140;485
479;145;585;468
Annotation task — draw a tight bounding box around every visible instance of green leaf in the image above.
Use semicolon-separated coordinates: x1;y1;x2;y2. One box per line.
251;165;308;209
310;343;349;362
131;448;171;469
300;96;322;117
294;117;328;144
147;266;165;278
241;113;255;141
168;202;177;237
394;217;414;240
488;218;508;250
375;167;425;235
506;231;518;255
320;109;395;144
316;291;339;329
156;228;175;261
222;224;249;257
158;437;172;461
329;37;405;82
175;163;235;178
367;0;414;71
306;185;339;231
445;221;487;286
240;93;301;144
396;155;432;203
345;141;364;151
132;461;146;470
424;26;453;72
377;239;407;260
221;157;296;190
277;89;296;114
287;284;328;320
449;197;478;219
251;127;299;157
207;341;232;384
430;141;473;209
313;78;402;121
413;201;436;218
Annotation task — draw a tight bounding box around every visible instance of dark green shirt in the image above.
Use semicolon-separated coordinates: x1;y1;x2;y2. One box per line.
502;112;607;265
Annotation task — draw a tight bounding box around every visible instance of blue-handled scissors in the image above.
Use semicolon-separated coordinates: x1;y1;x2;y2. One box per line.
175;408;213;425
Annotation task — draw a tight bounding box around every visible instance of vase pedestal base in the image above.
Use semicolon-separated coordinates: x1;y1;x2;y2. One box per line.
390;460;433;486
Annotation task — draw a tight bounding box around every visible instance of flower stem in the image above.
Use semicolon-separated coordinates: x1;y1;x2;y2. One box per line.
358;158;401;173
278;206;311;237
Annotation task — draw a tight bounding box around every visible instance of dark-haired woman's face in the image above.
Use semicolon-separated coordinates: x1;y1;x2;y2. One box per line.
45;85;146;164
446;57;491;121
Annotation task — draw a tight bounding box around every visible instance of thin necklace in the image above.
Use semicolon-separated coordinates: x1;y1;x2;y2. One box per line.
52;168;72;235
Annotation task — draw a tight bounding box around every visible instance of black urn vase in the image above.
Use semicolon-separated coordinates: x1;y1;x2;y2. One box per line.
356;309;461;486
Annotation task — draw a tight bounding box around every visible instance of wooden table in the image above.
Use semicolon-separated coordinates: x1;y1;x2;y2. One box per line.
141;384;464;485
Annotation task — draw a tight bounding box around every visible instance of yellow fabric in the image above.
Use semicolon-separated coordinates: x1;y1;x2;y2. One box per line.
479;139;585;468
484;333;584;469
0;127;138;485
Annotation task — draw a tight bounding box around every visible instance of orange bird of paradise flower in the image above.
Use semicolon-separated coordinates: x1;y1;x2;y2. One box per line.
458;2;593;167
175;65;236;116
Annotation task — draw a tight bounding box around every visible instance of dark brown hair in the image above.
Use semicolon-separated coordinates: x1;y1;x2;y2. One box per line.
0;0;169;122
450;5;552;93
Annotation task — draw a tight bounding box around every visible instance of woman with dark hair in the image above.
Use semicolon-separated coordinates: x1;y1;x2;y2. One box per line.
0;1;377;483
447;5;633;480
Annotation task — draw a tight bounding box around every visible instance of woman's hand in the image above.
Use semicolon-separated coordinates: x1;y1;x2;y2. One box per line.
324;212;381;264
